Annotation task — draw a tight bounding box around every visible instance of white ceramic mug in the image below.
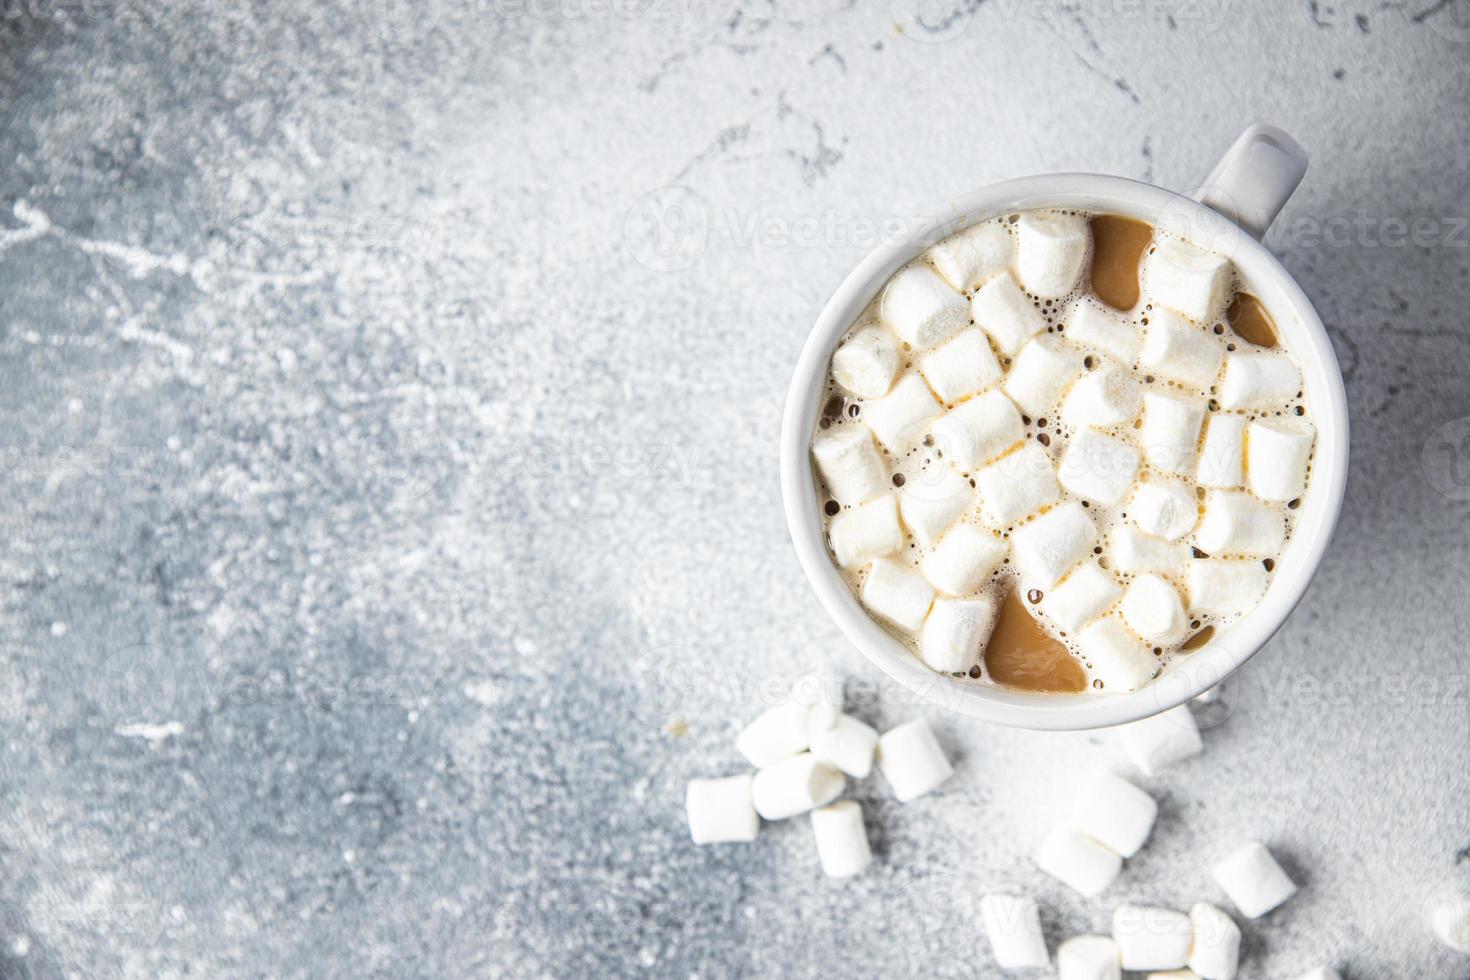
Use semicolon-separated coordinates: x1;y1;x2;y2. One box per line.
779;125;1349;731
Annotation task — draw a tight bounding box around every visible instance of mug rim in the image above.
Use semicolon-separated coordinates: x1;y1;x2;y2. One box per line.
778;172;1349;732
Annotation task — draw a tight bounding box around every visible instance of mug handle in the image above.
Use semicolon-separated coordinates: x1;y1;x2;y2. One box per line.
1192;124;1309;240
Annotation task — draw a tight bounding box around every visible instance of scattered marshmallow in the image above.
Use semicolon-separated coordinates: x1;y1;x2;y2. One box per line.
1292;969;1342;980
980;894;1050;970
1187;560;1268;616
1061;364;1142;429
1077;617;1158;691
828;495;902;568
1196;414;1246;489
1058;427;1140;506
1429;890;1470;953
1211;841;1297;918
790;672;844;740
865;373;943;453
809;800;872;878
1218;350;1301;410
750;753;845;820
1004;336;1086;417
1058;935;1122;980
832;326;900;398
1113;905;1191;972
1194;490;1284;558
877;719;953;802
976;443;1062;525
1139;309;1225;389
930;389;1026;471
1122;574;1190;646
1131;481;1199;540
812;425;887;506
1246;418;1315;502
1143;236;1232;323
928;220;1014;291
921;523;1008;596
735;703;811;768
1140;392;1206;475
861;558;936;631
881;264;969;349
922;596;997;673
1071;771;1158;858
1016;210;1090;299
1067;296;1142;362
1036;825;1122;897
1187;902;1241;980
1041;560;1121;633
1010;501;1097;587
899;465;976;548
1112;526;1187;577
1117;703;1203;775
972;272;1048;355
920;327;1004;402
686;773;760;844
810;714;879;779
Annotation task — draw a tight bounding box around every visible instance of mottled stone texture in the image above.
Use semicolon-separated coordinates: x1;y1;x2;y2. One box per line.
0;1;1466;977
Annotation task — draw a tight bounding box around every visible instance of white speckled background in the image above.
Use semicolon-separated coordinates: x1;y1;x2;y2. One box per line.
0;1;1467;977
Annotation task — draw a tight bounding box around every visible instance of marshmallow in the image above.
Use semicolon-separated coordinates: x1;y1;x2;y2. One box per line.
1058;935;1121;980
1113;905;1191;971
1218;350;1301;409
1187;560;1268;616
750;753;845;820
812;425;887;506
686;773;760;844
921;523;1007;596
809;800;872;878
1197;414;1246;488
1194;490;1283;558
899;465;976;548
1292;970;1342;980
877;719;953;802
861;558;935;632
1187;902;1241;980
972;272;1047;355
1058;428;1140;505
790;671;844;740
980;894;1050;970
1121;574;1189;645
1036;826;1122;897
929;219;1014;291
1112;527;1188;577
1067;296;1143;362
1117;704;1203;775
828;495;902;568
1011;501;1097;587
1130;481;1199;540
1211;841;1297;918
1139;309;1225;389
930;389;1026;471
865;373;942;453
1140;392;1206;475
1004;336;1085;417
920;327;1004;402
810;714;879;778
1077;617;1158;691
921;596;997;673
1146;972;1200;979
832;326;900;398
1061;365;1142;429
976;443;1061;525
881;264;969;349
1016;211;1090;299
1041;560;1121;633
1429;891;1470;953
1246;418;1315;502
1143;236;1232;323
1070;771;1158;858
735;703;811;768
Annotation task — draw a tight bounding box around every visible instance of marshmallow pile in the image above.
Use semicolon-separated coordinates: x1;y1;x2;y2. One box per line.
814;209;1315;694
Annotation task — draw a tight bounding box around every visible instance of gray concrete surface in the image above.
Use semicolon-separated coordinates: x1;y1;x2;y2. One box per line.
0;0;1467;977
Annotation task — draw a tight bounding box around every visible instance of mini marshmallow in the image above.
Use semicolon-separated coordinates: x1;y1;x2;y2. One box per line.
686;773;759;844
1197;414;1246;489
1058;935;1121;980
751;753;845;820
810;714;879;778
832;326;900;398
881;264;969;349
1011;501;1097;587
1187;902;1241;980
899;465;976;548
1067;296;1142;362
735;703;811;768
1041;560;1121;633
1194;490;1283;558
1292;969;1342;980
1070;771;1157;858
828;495;902;568
1117;704;1203;775
861;558;935;631
1247;418;1315;502
1113;905;1191;971
921;596;997;673
921;523;1008;595
1061;364;1142;429
929;219;1014;291
1058;428;1140;506
1004;336;1085;417
1016;210;1090;299
1077;617;1158;692
877;718;953;802
980;894;1050;970
972;272;1047;355
865;373;942;453
1144;236;1232;323
1218;349;1301;410
1112;527;1187;577
1140;392;1206;475
1187;560;1268;616
1429;891;1470;953
1131;481;1198;540
1122;574;1189;645
809;800;872;878
1139;309;1225;389
930;389;1026;471
976;443;1061;525
1211;841;1297;918
812;425;887;506
1036;826;1122;897
790;671;844;740
920;327;1003;402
